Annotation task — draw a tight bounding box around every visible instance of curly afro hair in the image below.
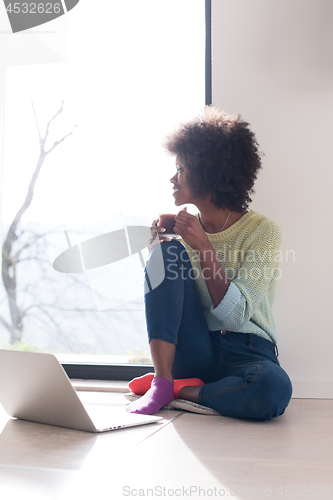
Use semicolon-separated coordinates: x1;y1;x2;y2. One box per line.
164;106;263;211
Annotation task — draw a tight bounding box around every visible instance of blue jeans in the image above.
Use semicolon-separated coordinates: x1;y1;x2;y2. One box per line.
144;240;292;421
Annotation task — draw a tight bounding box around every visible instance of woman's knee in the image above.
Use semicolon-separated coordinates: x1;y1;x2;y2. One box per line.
158;240;189;264
148;241;191;285
253;366;293;421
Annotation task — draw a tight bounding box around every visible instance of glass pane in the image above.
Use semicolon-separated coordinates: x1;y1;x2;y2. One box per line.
0;0;205;364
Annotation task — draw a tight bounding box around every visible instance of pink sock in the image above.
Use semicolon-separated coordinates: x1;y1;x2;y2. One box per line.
126;378;174;415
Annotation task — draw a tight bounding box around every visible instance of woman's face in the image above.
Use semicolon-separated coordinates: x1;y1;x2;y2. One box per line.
170;160;195;206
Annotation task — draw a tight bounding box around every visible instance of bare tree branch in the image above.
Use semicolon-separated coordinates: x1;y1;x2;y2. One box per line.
46;125;78;155
0;314;13;334
1;100;77;344
30;97;41;143
44;99;64;142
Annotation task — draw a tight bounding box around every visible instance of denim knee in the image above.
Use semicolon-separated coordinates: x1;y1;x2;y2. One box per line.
252;366;293;421
158;239;190;265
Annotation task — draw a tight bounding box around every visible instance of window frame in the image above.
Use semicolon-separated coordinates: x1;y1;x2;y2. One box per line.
61;0;212;381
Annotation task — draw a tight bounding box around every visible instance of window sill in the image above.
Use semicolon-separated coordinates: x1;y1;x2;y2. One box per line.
72;379;129;393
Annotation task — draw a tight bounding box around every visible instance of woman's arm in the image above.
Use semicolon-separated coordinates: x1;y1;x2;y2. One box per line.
174;210;282;331
210;219;281;331
195;241;231;307
173;209;230;307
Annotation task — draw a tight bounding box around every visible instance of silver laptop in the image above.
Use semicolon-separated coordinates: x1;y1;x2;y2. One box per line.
0;350;163;433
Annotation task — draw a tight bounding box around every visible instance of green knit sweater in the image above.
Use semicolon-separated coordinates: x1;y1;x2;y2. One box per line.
180;210;281;344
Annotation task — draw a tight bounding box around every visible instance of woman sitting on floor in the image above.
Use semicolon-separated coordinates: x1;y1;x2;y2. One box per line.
126;106;292;421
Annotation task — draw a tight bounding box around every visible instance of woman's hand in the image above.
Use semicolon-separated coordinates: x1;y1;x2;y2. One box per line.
173;208;211;252
148;218;171;252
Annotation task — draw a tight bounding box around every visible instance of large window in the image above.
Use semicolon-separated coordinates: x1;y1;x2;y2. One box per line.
0;0;210;378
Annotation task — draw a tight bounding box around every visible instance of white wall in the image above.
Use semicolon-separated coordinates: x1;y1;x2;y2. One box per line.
212;0;333;398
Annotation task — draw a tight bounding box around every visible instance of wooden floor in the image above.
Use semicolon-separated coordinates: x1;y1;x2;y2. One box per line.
0;392;332;500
